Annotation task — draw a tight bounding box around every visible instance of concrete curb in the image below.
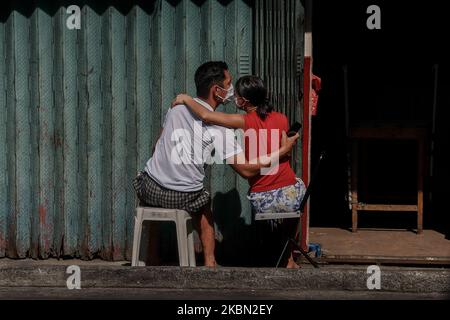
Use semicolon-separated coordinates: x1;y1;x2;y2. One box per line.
1;259;449;293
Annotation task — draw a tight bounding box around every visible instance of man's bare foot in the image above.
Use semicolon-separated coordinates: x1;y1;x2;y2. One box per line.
204;261;217;267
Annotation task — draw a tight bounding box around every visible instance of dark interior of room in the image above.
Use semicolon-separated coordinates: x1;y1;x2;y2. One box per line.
310;0;450;237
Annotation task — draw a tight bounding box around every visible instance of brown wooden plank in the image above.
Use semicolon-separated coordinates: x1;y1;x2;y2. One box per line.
356;204;418;212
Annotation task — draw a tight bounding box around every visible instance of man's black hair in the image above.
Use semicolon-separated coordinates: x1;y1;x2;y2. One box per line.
194;61;229;98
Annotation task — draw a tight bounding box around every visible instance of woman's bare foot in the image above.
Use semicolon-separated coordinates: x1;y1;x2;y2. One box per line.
286;254;301;269
286;260;301;269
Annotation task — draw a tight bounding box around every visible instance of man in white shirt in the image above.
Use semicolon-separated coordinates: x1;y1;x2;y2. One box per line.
133;61;297;267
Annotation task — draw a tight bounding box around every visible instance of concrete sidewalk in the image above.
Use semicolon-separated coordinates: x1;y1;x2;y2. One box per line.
0;259;449;299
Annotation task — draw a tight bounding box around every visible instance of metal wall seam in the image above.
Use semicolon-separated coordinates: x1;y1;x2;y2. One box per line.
132;5;151;259
125;6;138;261
100;7;113;260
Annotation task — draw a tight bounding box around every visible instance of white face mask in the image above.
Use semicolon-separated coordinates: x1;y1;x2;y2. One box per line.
217;84;234;103
234;96;248;110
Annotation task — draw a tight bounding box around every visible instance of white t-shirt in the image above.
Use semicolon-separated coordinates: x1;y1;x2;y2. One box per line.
145;98;243;192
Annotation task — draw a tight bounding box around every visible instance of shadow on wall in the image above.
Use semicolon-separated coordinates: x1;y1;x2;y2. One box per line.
213;189;286;267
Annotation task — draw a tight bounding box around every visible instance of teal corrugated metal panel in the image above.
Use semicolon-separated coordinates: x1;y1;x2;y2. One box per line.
51;8;61;256
52;8;64;257
75;5;89;258
222;0;241;224
76;6;89;258
184;0;201;96
13;11;32;258
135;6;153;170
61;7;80;257
235;0;253;226
207;0;226;208
37;7;56;259
0;0;303;262
125;7;138;261
0;19;6;257
84;6;104;256
150;1;162;141
5;12;16;258
254;0;304;176
207;0;225;60
110;7;127;260
29;9;40;259
160;0;175;119
174;2;186;94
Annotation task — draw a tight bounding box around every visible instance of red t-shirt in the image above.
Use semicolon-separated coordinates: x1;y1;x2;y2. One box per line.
243;111;297;193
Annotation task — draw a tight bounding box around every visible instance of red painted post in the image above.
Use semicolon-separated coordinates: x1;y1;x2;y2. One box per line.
300;0;313;252
301;56;312;252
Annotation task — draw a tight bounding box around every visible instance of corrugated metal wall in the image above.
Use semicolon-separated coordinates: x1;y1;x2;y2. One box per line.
255;0;304;177
0;0;304;262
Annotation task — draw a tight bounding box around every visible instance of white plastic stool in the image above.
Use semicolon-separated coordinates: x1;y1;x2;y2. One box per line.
131;207;196;267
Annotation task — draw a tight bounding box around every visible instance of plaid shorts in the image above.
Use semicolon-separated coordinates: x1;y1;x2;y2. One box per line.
132;171;210;214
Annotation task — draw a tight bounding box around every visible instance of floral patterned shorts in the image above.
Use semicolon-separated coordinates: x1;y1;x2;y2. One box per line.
247;178;306;214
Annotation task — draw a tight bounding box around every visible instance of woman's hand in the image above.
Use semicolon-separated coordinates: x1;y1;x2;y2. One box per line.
171;94;191;108
281;131;299;157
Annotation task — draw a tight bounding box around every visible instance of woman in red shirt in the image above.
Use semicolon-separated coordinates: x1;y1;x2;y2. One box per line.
172;75;306;268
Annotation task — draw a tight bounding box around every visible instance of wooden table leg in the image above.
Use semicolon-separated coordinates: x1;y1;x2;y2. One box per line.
417;138;425;234
351;141;359;232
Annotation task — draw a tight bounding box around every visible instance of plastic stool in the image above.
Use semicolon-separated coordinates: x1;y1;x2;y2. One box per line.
254;211;301;221
131;207;196;267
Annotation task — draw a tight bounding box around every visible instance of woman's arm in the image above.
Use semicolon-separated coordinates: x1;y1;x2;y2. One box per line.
172;94;245;129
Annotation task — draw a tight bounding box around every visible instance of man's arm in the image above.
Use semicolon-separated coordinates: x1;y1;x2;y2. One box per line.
228;132;299;179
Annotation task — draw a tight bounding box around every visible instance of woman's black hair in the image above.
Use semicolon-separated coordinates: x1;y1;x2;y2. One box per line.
235;75;273;120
